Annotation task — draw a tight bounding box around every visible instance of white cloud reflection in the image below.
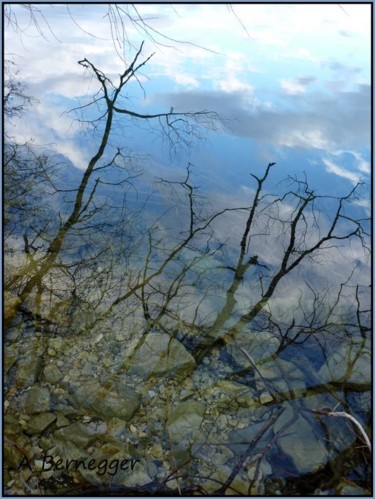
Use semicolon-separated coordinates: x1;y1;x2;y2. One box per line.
322;159;362;185
4;3;370;189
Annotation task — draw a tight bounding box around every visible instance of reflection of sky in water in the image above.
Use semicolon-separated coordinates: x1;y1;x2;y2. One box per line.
6;4;370;184
5;3;371;288
4;7;371;492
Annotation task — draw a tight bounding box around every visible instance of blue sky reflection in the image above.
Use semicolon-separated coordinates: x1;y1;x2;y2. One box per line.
6;4;370;203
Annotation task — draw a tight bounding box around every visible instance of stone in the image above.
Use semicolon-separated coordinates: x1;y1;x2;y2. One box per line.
93;333;104;344
16;356;43;389
228;420;270;454
27;413;57;435
107;417;127;438
34;460;45;471
92;421;107;434
3;441;25;470
4;343;19;373
24;385;51;414
335;479;369;496
54;422;97;448
230;474;250;495
168;445;190;467
124;333;195;378
5;327;21;342
48;337;65;353
54;439;88;464
254;358;306;396
123;470;152;487
201;465;249;495
211;450;228;467
4;426;32;468
203;380;256;411
225;330;280;367
44;364;63;383
39;437;53;450
273;403;328;474
81;363;96;376
259;392;273;404
167;400;205;443
246;455;271;481
319;337;370;384
215;414;229;431
100;441;130;456
4;292;21;322
69;380;140;421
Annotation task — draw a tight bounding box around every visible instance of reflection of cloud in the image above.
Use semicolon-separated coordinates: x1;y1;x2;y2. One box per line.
322;158;362;185
280;79;305;95
280;76;316;95
321;61;364;90
282;47;320;63
218;76;253;94
357;158;371;174
297;76;316;86
174;73;199;88
279;130;329;149
331;149;370;174
10;94;91;170
351;152;370;174
52;142;89;170
323;149;371;186
353;197;370;215
158;84;370;151
29;73;91;99
324;61;362;75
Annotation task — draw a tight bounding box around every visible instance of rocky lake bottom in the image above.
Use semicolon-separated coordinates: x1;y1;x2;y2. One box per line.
4;304;371;496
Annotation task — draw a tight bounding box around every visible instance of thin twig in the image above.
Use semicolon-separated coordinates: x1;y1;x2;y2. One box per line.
314;408;371;452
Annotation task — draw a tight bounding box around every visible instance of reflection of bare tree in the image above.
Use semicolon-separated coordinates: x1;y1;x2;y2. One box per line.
4;33;371;497
4;44;219;329
192;166;369;363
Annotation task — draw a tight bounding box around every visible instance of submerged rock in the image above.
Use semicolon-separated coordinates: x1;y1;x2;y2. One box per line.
16;355;44;389
167;400;205;443
121;469;152;487
44;364;63;383
48;337;66;353
225;330;280;366
124;333;196;378
69;380;140;421
335;479;370;496
319;337;370;384
4;420;33;469
24;385;51;414
4;292;21;323
201;465;249;495
202;379;256;411
107;417;127;438
228;420;270;454
4;343;19;374
273;404;328;474
254;358;306;397
27;413;57;435
54;422;97;447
